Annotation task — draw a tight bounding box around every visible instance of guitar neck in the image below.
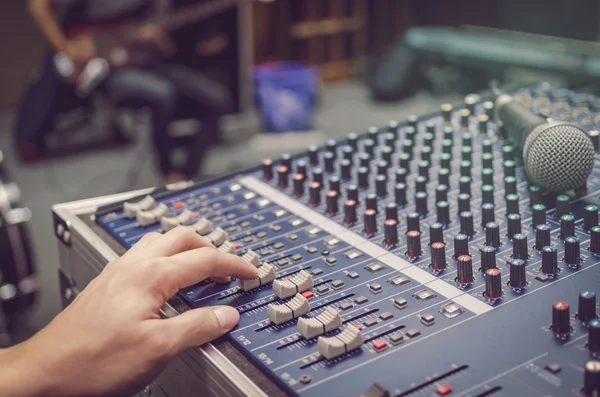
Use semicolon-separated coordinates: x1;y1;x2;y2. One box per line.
160;0;237;32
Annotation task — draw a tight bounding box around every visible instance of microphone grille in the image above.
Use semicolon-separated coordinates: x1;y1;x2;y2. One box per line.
525;123;595;192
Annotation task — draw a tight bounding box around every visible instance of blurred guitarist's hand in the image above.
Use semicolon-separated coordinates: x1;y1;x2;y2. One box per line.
136;24;176;56
64;35;96;66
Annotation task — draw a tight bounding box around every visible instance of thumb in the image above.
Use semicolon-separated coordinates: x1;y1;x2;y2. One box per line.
166;306;240;351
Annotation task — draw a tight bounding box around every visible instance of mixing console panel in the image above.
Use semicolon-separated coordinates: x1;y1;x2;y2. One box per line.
96;84;600;397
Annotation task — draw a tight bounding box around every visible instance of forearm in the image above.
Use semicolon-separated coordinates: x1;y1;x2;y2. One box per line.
28;0;69;52
0;342;55;397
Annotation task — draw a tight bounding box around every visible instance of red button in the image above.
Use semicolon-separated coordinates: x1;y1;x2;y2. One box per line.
372;340;387;351
436;384;452;396
173;201;184;210
353;324;363;331
233;242;242;250
301;291;315;300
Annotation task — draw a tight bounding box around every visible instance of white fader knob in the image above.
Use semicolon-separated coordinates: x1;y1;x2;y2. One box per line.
123;195;156;218
272;270;314;299
237;263;276;292
189;218;213;235
242;250;261;268
136;203;169;227
317;325;364;360
217;241;236;255
267;294;311;325
206;227;228;247
297;307;342;339
160;209;196;231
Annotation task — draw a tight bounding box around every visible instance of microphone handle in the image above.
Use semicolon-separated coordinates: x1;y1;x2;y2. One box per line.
497;96;546;149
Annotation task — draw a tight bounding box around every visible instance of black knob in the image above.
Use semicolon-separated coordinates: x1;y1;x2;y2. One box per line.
262;158;274;180
415;191;428;216
578;291;597;324
441;103;453;122
478;114;489;134
588;320;600;353
358;167;369;189
454;234;469;258
367;126;379;141
376;175;388;197
366;194;378;212
584;360;600;396
459;176;472;196
481;168;493;185
406;230;422;259
385;203;398;222
443;125;454;141
292;173;305;197
344;199;357;225
565;236;581;267
381;146;393;163
406;212;421;232
556;194;570;219
506;194;520;216
460;109;471;128
456;194;470;215
482;153;493;169
535;224;551;251
324;152;335;173
462;132;473;147
340;159;352;180
312;168;324;185
415;176;427;192
560;214;575;240
436;185;448;202
429;222;444;244
328;176;340;194
377;160;389;176
591;226;600;254
529;185;543;207
346;134;358;151
363;139;376;157
504;176;517;196
364;209;377;235
591;130;600;153
421;147;433;163
342;146;354;161
542;246;559;276
438;168;450;186
461;147;473;163
395;183;407;206
308;145;319;165
480;246;497;272
326;190;339;216
405;124;417;138
277;165;289;188
384;219;399;247
503;160;516;177
326;139;337;156
347;184;359;204
407;114;418;129
460;160;472;178
485;222;501;248
309;182;321;206
585;205;599;231
503;145;515;161
395;168;408;184
512;233;529;261
460;211;475;237
483;101;495;118
552;301;571;335
426;121;436;134
442;139;453;155
509;259;527;290
485;268;503;300
456;254;474;285
387;120;399;138
359;153;371;168
398;152;411;170
296;160;308;176
532;204;547;228
280;153;292;169
424;131;435;147
418;160;430;180
507;213;522;240
401;139;413;156
482;184;495;205
481;203;496;226
430;242;447;272
436;201;451;226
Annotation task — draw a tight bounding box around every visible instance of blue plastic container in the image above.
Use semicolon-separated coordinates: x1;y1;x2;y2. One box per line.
254;62;319;132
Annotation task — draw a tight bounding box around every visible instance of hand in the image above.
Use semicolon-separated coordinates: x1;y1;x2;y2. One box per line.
63;35;96;67
136;24;175;56
1;227;259;397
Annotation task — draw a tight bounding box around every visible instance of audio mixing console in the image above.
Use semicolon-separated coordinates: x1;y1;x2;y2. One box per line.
58;83;600;397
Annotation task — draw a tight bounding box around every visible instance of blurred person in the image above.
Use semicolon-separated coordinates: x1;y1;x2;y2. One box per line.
0;227;259;397
14;0;232;185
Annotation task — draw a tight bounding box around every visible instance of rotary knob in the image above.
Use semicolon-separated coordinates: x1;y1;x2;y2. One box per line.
326;190;339;216
436;185;449;203
454;234;469;258
312;168;324;185
512;233;529;261
358;167;369;189
309;182;321;206
324;152;335;173
578;290;597;324
535;224;551;251
308;145;319;165
588;320;600;353
485;222;501;248
344;200;357;225
459;211;475;237
584;360;600;396
429;222;444;245
385;203;398;222
485;268;503;300
406;212;420;232
376;175;388;197
585;205;599;231
458;194;471;215
347;184;359;204
507;213;522;240
430;242;447;272
551;301;571;336
277;165;289;188
406;230;422;259
560;214;575;240
565;236;581;267
529;185;543;207
415;191;428;216
480;246;497;272
532;204;547;228
481;203;495;226
384;219;399;247
395;168;407;184
395;183;407;206
280;153;292;169
456;255;474;285
340;159;352;180
508;259;527;290
556;194;570;220
366;194;378;212
541;246;560;276
262;158;274;180
437;201;451;226
292;173;305;197
506;193;520;216
296;160;307;176
363;209;377;235
591;226;600;254
328;176;340;194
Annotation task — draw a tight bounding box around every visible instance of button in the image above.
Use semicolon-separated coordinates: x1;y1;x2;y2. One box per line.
317;325;364;360
380;312;393;321
421;314;435;326
291;254;303;262
241;221;252;228
436;384;453;396
326;237;341;247
369;283;383;294
267;294;311;325
364;318;379;327
415;289;436;301
302;291;315;300
339;302;353;311
372;340;388;352
277;258;290;267
388;275;409;286
311;268;323;276
331;280;345;289
366;263;385;272
299;375;312;384
389;332;405;345
355;296;368;304
545;363;562;374
347;271;359;279
321;250;329;256
406;329;420;338
344;250;363;259
290;218;304;226
394;298;408;309
535;273;550;282
288;234;299;242
308;227;322;236
243;236;255;244
325;257;337;265
273;242;285;250
441;302;464;318
307;246;318;254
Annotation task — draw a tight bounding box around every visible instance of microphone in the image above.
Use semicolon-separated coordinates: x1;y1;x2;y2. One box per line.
496;94;595;193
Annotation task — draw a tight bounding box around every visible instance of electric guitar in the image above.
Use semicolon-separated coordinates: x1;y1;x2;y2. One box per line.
53;0;240;96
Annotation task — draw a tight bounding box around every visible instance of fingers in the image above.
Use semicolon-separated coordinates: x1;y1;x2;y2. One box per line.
212;276;231;284
158;305;240;351
144;227;215;258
